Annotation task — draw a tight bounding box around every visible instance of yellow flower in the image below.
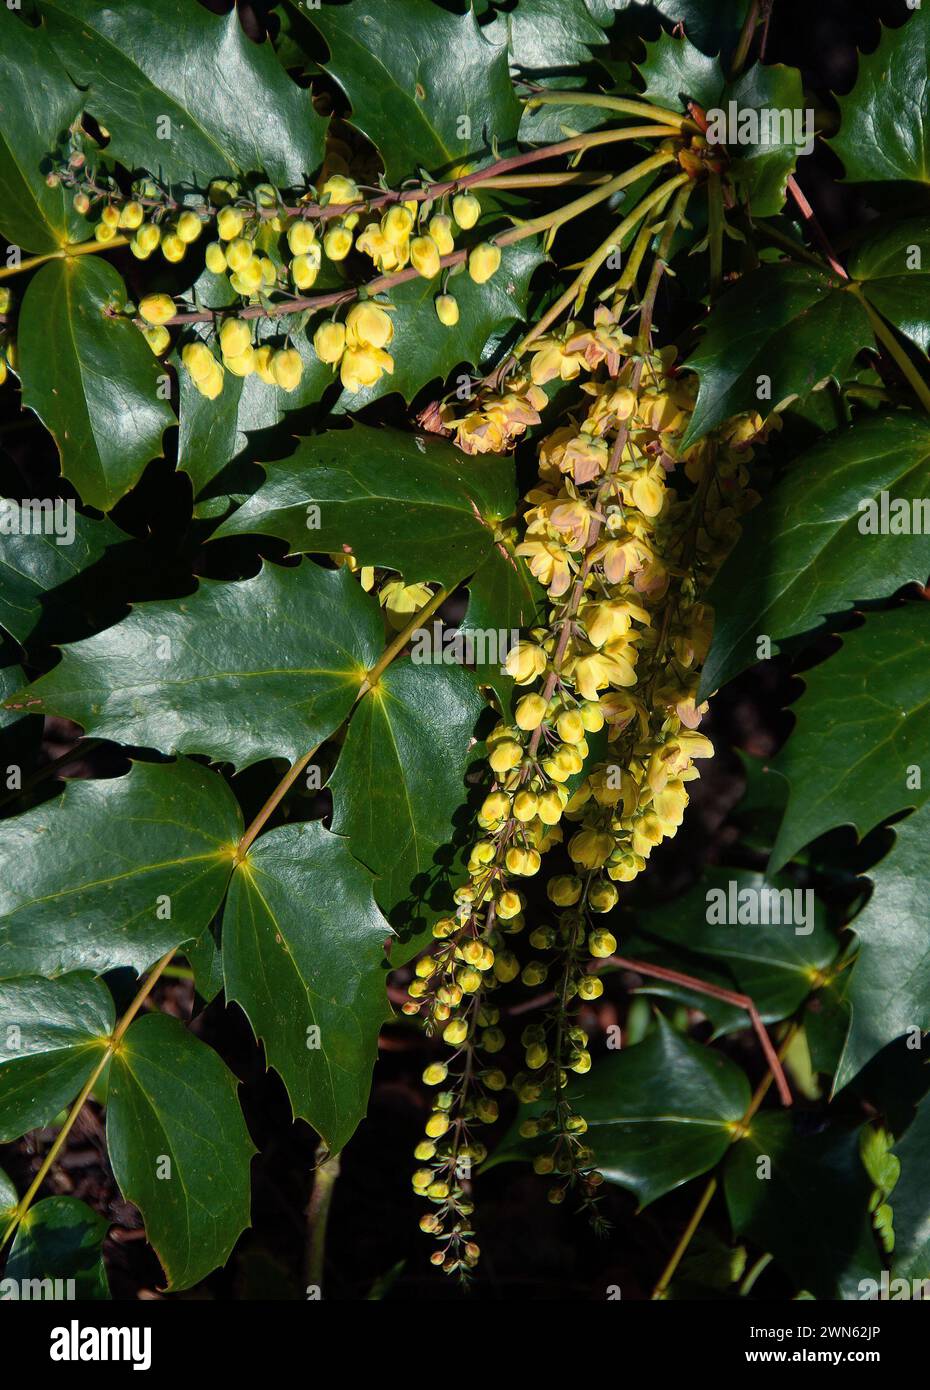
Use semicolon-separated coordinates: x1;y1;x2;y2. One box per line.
219;318;251;359
205;241;227;274
435;293;459;326
428;214;455;254
452;193;480;229
141;325;170;355
225;237;254;272
410;234;441;278
488;739;523;774
272;348;302;392
468;242;501;284
345;302;394;350
254;346;276;385
323;224;353;260
138;293;175;325
217;206;245;241
569;829;613;870
321;175;359;205
504;641;546;685
339;345;394;392
514;694;547;731
287;221;318;255
291;249;322;289
379;579;433;631
382;205;414;246
313;320;346;365
176;210;202;243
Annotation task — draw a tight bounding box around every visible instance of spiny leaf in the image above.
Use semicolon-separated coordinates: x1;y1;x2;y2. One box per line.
830;5;930;185
5;1196;110;1299
12;562;383;770
770;604;930;873
18;257;175;512
223;820;392;1154
484;0;611;69
309;0;522;182
834;801;930;1092
681;263;872;447
849;217;930;355
0;498;124;644
0;6;85;253
700;415;930;697
41;0;326;187
329;660;484;961
0;759;241;980
890;1094;930;1284
0;973;113;1140
106;1012;254;1292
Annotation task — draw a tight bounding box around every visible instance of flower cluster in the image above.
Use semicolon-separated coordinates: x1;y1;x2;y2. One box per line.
404;303;774;1276
63;160;506;402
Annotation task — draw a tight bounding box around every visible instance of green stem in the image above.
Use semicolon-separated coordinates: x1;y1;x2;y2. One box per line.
524;91;688;131
730;0;762;77
306;1141;342;1295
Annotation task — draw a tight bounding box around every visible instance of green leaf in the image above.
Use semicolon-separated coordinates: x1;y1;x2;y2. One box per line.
41;0;326;187
649;0;751;59
14;562;382;769
0;1166;16;1217
0;973;113;1141
223;820;392;1153
0;498;124;644
0;759;241;980
724;1113;881;1298
175;358;245;501
106;1012;254;1292
636;868;839;1023
0;7;85;253
700;415;930;697
830;6;930;185
770;605;930;873
890;1095;930;1283
5;1196;110;1299
834;802;930;1092
636;28;724;112
484;0;610;69
18;257;175;512
309;0;522;182
491;1016;750;1206
681;263;872;446
216;422;514;586
849;218;930;355
329;660;483;953
334;242;546;410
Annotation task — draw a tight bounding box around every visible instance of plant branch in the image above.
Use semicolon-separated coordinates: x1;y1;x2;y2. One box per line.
1;945;178;1249
306;1140;341;1294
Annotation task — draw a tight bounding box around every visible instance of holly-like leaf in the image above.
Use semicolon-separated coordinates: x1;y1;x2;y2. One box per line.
309;0;522;182
649;0;751;60
681;263;872;446
0;7;85;254
223;820;392;1154
490;1017;750;1205
13;562;382;769
106;1012;254;1292
216;422;515;586
0;759;241;980
0;1166;15;1217
834;801;930;1092
770;605;930;873
724;1113;880;1298
0;973;113;1140
18;257;175;512
849;218;930;355
700;415;930;697
0;499;124;644
329;660;483;952
635;868;839;1023
830;6;930;185
4;1196;110;1299
41;0;326;187
636;27;724;112
335;242;546;410
890;1093;930;1284
484;0;610;69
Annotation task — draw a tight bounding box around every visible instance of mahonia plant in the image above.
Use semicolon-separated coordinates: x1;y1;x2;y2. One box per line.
1;0;930;1313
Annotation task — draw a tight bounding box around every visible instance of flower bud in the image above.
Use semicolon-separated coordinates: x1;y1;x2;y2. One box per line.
468;242;501;284
272;348;303;392
217;206;245;241
453;192;480;229
138;293;176;325
323;224;353;260
118;200;144;230
313;320;346;365
429;214;455;254
548;875;582;907
287;220;318;255
176;210;202;243
410;234;441;278
225;236;254;272
205;241;227;274
434;293;459;327
219;318;251;359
